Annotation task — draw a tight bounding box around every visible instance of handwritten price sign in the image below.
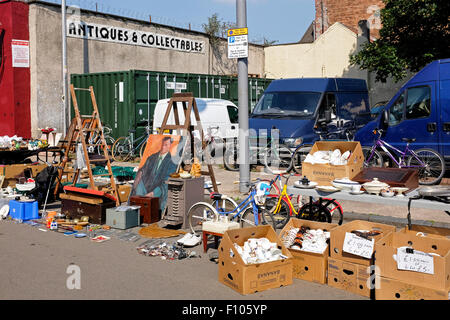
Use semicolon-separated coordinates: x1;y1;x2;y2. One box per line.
342;232;374;259
396;248;434;274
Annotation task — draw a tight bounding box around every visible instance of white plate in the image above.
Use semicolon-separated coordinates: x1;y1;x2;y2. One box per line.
316;186;340;193
349;190;365;195
294;181;318;189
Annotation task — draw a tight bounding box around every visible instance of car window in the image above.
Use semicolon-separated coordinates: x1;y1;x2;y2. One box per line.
227;106;238;124
389;93;404;126
405;86;431;120
318;93;337;120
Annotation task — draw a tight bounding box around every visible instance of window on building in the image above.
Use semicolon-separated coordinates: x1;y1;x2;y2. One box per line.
405;86;431;120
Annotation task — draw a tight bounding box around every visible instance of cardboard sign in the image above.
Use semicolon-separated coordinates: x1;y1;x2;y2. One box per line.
396;247;434;275
342;232;374;259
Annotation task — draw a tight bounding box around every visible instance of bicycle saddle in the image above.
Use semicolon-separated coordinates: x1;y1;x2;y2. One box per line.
209;192;224;200
401;138;416;143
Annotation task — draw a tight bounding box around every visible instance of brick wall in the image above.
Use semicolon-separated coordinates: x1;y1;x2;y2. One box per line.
315;0;385;38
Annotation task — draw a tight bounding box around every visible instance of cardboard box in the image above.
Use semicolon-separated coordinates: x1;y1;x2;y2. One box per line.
375;229;450;290
401;225;450;240
117;184;132;203
279;218;338;284
0;163;47;187
301;141;364;186
218;225;293;295
330;220;396;266
375;276;450;300
327;257;374;298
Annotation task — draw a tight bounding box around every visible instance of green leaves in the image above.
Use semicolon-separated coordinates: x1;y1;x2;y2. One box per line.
350;0;450;83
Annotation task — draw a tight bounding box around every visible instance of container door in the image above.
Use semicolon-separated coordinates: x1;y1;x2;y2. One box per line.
381;82;439;153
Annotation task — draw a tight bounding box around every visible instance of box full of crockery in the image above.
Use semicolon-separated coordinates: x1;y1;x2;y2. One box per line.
301;141;364;186
329;220;396;266
375;276;450;300
374;229;450;290
218;225;293;295
327;257;374;298
279;218;338;284
400;225;450;240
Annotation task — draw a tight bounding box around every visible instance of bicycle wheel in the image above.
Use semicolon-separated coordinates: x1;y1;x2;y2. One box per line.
291;144;313;174
263;144;293;174
264;196;291;229
407;148;445;185
320;198;344;225
362;146;383;168
223;143;239;171
212;197;238;220
102;136;115;157
139;140;147;158
111;136;132;162
240;206;276;229
297;202;332;223
187;202;218;234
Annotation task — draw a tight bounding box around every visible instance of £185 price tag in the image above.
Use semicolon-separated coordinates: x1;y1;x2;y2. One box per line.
342;232;374;259
396;247;434;274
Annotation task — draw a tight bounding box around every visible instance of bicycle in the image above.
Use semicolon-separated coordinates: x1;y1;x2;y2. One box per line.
223;136;293;174
86;125;115;156
186;181;276;235
362;128;445;185
263;173;344;228
111;121;151;162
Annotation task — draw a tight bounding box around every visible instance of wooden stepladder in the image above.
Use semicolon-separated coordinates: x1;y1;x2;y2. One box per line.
54;84;120;206
158;92;219;193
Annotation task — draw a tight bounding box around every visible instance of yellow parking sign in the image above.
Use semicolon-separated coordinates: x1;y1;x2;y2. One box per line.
227;28;248;37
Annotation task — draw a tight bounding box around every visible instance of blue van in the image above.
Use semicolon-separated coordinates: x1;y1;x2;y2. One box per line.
355;59;450;161
249;78;371;151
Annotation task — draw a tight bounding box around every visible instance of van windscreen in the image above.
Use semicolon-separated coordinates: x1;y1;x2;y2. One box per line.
251;92;321;118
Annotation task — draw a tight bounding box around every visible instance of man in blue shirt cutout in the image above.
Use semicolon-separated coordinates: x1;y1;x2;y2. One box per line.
130;136;177;212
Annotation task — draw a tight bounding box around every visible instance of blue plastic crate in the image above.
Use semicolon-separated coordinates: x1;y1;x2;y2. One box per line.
9;200;39;221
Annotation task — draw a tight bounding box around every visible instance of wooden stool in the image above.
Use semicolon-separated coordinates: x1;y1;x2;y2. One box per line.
202;230;223;253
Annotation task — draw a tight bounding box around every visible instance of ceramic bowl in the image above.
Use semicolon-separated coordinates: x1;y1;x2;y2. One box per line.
362;178;389;195
331;177;360;191
380;190;395;197
391;187;409;196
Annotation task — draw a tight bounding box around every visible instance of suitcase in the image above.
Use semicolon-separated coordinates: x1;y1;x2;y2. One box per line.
61;198;116;225
106;206;140;229
129;196;160;224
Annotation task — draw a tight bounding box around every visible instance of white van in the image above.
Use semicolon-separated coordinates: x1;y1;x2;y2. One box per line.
152;98;239;146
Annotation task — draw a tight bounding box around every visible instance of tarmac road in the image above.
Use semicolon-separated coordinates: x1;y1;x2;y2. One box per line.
0;220;367;300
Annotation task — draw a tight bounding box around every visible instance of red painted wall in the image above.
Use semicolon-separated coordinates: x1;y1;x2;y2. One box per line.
0;0;30;138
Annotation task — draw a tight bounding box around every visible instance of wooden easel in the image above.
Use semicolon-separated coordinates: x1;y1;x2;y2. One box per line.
54;85;120;206
158;92;219;193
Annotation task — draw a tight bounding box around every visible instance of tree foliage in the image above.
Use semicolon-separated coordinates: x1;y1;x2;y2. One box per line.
350;0;450;83
202;13;235;47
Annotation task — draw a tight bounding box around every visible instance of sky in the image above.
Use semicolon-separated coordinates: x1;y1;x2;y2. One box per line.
62;0;316;44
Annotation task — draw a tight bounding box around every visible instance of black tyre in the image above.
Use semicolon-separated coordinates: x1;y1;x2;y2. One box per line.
407;148;445;185
223;141;239;171
362;146;383;167
264;196;291;229
291;144;313;174
297;202;332;223
240;206;276;229
263;144;293;174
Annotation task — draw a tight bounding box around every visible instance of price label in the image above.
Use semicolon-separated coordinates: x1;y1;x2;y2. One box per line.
396;247;434;274
342;232;374;259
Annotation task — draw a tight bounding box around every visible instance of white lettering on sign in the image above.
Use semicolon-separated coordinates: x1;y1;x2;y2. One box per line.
165;82;187;90
228;34;248;59
67;20;205;54
396;247;434;274
342;232;374;259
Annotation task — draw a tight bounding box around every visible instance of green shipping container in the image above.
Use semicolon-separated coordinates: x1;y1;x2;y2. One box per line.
70;70;273;141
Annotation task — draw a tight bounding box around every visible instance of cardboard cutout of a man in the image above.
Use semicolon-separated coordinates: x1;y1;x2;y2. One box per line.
130;136;177;211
